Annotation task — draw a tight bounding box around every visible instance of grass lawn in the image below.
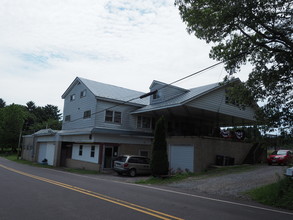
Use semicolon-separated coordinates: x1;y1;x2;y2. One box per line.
247;176;293;210
1;154;99;175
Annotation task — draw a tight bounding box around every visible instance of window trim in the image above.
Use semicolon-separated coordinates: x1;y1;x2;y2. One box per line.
137;116;151;129
80;89;87;98
79;145;83;156
105;110;122;124
70;94;76;101
90;146;95;157
83;110;91;119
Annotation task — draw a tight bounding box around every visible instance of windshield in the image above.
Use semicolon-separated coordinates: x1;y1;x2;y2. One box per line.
272;150;287;155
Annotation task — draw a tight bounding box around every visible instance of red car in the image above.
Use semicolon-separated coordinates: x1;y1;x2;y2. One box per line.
267;150;293;165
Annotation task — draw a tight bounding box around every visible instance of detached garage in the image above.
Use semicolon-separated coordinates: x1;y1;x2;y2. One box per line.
169;145;194;172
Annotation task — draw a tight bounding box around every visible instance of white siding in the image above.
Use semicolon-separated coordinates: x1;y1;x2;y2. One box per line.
72;144;99;164
186;87;255;121
62;82;96;130
169;145;194;172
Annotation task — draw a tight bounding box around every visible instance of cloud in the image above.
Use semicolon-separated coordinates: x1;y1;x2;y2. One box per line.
0;0;250;112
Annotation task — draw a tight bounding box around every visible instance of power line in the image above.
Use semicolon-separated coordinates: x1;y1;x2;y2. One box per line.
67;60;224;124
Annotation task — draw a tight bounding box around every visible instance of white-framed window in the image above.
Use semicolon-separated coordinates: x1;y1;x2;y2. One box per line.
105;110;122;124
70;94;76;101
79;145;83;156
80;89;87;98
90;146;95;157
83;110;91;119
137;116;151;129
65;115;71;122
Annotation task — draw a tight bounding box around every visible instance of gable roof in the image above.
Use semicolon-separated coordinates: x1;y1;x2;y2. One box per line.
132;79;240;114
62;77;149;106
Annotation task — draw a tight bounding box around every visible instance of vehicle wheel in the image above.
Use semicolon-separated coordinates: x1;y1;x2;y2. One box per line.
129;169;136;177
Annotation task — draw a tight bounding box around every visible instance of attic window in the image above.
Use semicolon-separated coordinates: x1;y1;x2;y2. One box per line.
152;91;160;99
80;90;87;98
70;94;76;101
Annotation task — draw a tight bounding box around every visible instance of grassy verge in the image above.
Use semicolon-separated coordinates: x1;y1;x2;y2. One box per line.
247;176;293;210
1;154;99;175
136;164;258;184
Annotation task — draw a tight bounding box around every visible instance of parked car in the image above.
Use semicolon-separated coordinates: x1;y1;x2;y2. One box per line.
113;155;151;177
267;150;293;165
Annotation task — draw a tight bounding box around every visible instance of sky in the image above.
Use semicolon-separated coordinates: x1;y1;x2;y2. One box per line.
0;0;251;113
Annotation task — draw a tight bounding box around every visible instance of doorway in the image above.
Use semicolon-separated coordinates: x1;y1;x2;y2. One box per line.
103;146;119;168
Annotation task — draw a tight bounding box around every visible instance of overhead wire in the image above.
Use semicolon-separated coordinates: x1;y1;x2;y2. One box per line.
67;60;224;124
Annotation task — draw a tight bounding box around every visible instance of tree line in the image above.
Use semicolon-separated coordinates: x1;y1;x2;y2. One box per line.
0;98;62;152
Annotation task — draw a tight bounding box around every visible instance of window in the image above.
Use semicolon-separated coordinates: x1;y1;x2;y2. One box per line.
90;146;95;157
153;91;160;99
65;115;71;122
140;150;149;158
137;116;151;129
70;94;76;101
105;110;122;124
80;90;87;98
83;110;91;119
79;145;83;156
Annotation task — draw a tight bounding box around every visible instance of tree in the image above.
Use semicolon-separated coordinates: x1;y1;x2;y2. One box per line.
24;102;62;133
0;104;28;151
175;0;293;132
0;98;6;108
151;116;169;176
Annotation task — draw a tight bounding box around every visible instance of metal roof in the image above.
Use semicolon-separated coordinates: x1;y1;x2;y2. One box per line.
132;81;223;114
78;77;149;106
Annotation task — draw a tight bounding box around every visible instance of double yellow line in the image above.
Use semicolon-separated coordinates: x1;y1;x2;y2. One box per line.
0;164;183;220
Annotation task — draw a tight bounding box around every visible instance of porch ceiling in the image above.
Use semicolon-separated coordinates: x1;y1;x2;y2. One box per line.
137;105;256;127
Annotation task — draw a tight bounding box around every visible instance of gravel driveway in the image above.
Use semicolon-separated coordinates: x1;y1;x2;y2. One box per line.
167;165;287;199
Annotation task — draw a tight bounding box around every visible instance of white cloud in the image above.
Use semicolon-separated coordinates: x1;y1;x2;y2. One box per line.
0;0;250;112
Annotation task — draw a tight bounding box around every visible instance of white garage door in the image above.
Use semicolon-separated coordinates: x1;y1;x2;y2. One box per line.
38;143;47;164
38;143;55;166
169;145;194;172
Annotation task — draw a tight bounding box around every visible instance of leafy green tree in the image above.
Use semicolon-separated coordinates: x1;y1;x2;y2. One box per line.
24;102;62;133
151;116;169;176
175;0;293;132
0;104;28;152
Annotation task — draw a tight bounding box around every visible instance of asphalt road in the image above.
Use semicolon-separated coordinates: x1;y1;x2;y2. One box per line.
0;157;292;220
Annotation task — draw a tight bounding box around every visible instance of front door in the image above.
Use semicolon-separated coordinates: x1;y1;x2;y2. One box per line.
104;147;113;168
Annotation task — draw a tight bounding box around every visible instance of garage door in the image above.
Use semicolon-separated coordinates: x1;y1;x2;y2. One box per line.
169;145;194;172
38;143;47;164
38;143;55;166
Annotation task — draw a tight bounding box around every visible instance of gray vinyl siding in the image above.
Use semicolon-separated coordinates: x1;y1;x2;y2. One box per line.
62;83;96;130
95;100;151;132
186;88;256;121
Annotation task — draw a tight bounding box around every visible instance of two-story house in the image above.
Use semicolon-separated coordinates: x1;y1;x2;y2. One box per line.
22;76;259;173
